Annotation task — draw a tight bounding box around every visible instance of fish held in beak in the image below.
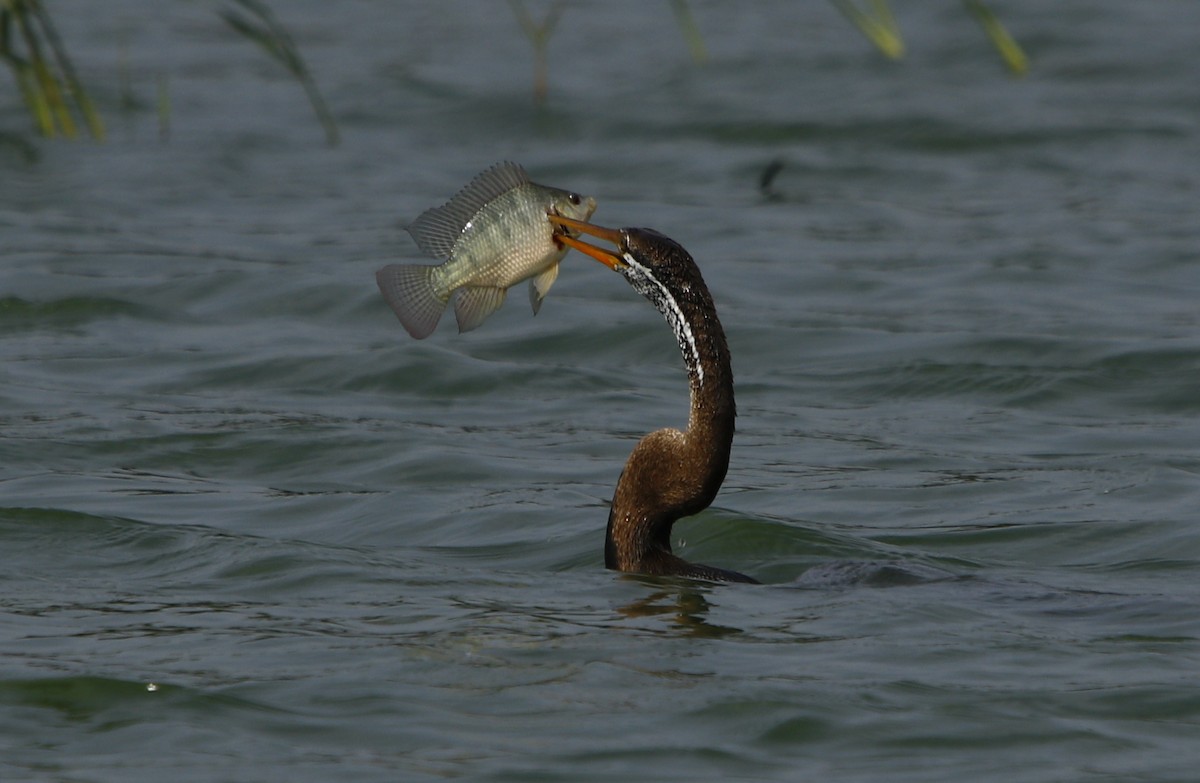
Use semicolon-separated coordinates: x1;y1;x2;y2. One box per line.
549;215;627;270
378;162;597;339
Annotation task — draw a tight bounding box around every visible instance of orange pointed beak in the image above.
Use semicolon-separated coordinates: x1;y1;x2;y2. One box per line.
549;214;627;270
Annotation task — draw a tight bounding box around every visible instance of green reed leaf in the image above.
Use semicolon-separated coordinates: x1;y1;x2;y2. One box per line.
670;0;708;64
830;0;905;60
1;0;104;139
965;0;1028;76
221;0;339;146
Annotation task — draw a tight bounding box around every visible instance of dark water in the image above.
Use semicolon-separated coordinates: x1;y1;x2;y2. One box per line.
3;2;1199;780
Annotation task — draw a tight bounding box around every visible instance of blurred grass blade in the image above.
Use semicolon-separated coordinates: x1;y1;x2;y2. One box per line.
2;7;53;135
669;0;707;65
830;0;905;60
157;72;171;142
14;5;75;137
869;0;900;42
509;0;566;103
509;0;543;42
965;0;1028;76
220;0;340;146
29;0;105;138
13;60;55;135
29;47;77;137
1;0;103;139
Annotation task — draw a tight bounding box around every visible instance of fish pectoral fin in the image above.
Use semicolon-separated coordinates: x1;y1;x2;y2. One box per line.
453;286;508;333
407;162;530;259
528;262;561;315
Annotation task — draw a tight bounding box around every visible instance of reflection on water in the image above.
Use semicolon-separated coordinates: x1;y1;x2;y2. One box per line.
617;583;744;638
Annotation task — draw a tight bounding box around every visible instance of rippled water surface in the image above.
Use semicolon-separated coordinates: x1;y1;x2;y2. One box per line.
3;2;1200;781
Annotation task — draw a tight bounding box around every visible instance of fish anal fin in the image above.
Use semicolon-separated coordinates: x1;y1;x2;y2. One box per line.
407;162;529;260
453;286;508;333
528;262;560;315
375;263;447;340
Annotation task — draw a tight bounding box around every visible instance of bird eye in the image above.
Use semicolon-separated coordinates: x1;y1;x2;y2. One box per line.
567;192;581;206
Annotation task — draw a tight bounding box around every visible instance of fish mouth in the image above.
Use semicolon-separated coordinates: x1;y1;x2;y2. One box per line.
548;215;627;270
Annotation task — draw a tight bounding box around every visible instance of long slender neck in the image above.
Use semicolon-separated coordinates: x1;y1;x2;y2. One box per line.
604;254;753;583
676;290;736;508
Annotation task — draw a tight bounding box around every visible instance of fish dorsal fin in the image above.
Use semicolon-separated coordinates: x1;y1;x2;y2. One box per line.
527;262;560;315
407;162;530;260
453;285;508;333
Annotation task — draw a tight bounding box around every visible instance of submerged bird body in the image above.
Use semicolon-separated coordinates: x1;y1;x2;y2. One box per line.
377;162;597;339
551;216;758;584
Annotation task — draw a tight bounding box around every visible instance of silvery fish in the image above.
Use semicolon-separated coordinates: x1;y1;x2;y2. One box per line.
376;161;598;339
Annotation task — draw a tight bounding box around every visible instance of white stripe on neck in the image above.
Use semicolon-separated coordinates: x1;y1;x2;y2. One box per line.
624;253;704;384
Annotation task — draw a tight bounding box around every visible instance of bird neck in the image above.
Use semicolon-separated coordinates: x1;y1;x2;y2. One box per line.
604;271;737;579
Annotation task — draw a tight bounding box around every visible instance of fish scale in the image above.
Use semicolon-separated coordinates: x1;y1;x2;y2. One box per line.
376;162;597;339
440;188;551;289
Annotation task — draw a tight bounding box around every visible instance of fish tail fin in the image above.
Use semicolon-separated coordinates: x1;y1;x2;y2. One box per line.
453;286;507;333
376;264;447;339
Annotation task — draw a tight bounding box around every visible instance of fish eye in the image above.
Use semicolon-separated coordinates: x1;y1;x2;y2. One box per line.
567;192;581;206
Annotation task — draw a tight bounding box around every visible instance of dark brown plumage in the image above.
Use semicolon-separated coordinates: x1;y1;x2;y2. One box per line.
551;217;757;584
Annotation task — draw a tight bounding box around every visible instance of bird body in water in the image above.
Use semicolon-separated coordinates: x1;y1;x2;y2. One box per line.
550;215;758;584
